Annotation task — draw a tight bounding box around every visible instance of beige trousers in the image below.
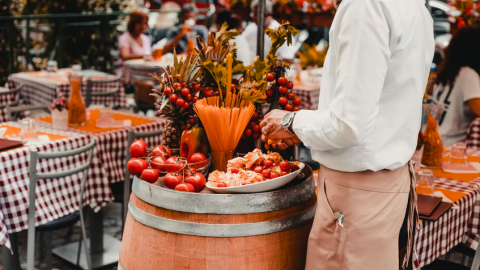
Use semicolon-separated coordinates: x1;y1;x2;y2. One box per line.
305;162;416;270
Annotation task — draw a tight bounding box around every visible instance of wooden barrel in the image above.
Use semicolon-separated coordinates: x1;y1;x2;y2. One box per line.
119;167;316;270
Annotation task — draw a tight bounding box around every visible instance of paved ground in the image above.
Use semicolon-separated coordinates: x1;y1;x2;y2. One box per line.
0;203;122;270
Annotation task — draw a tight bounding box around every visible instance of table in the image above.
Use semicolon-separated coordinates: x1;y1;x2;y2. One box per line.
466;118;480;149
7;69;127;108
0;86;17;122
293;70;321;110
413;150;480;268
123;58;173;85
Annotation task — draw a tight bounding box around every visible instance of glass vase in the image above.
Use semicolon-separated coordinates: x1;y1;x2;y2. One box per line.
421;104;444;167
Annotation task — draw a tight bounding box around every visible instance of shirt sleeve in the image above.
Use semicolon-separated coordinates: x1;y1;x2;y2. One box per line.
458;67;480;102
292;0;393;151
118;33;130;49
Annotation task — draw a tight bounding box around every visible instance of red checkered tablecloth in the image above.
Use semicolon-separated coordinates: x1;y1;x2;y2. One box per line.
413;149;480;269
0;124;108;252
467;118;480;149
293;83;321;110
0;87;19;123
7;71;127;108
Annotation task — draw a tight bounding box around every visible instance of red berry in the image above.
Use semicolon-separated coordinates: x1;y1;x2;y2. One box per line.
287;92;296;100
169;94;178;103
253;125;261;133
163;87;172;95
279;86;288;94
192;96;199;103
293;106;300;111
278;77;288;85
287;81;294;89
266;89;274;98
266;73;275;81
182;102;189;109
285;104;294;111
176;98;185;107
181;88;190;97
245;129;253;137
193;84;201;91
181;81;187;87
293;97;302;106
262;170;271;179
279;97;288;106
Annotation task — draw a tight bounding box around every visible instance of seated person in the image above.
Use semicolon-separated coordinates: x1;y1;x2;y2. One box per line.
215;11;253;66
164;5;208;54
241;0;293;61
117;10;151;76
433;27;480;145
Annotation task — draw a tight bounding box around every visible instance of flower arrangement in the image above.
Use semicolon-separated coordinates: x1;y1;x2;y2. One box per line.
50;96;68;112
297;44;328;69
448;0;480;29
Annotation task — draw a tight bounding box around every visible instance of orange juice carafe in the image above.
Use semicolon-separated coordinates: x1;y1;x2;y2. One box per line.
421;104;444;167
67;75;86;126
186;32;195;55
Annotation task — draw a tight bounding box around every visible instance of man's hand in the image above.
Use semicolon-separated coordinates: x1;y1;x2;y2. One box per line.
260;109;302;150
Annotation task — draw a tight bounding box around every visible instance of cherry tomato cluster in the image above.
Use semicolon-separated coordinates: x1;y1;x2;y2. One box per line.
266;73;301;112
200;82;238;98
229;159;301;182
241;111;262;140
163;76;201;111
126;139;208;193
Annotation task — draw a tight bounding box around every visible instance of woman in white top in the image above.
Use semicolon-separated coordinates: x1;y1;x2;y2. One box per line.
260;0;434;269
433;27;480;145
215;11;253;66
116;10;151;76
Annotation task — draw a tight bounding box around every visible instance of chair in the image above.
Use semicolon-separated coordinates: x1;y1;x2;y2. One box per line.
26;138;97;270
6;104;50;121
0;84;22;109
129;65;164;113
422;242;480;270
110;130;163;232
85;77;122;108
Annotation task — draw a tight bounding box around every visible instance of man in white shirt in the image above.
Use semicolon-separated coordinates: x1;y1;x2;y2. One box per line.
241;0;293;60
260;0;434;269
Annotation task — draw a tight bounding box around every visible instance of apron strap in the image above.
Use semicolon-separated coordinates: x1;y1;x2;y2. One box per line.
403;160;419;269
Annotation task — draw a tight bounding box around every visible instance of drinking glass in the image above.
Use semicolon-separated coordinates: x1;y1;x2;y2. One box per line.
47;60;58;73
443;145;451;163
20;118;37;140
416;169;435;195
449;142;468;168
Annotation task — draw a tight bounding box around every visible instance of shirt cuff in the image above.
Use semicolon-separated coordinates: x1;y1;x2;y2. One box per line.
292;109;334;151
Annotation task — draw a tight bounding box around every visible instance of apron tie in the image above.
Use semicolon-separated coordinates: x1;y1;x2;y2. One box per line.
403;160;419;269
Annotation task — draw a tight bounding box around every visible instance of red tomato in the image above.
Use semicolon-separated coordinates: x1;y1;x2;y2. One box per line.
182;102;189;109
189;118;197;125
279;161;290;171
270;172;280;179
291;164;300;171
260;160;265;167
293;106;300;111
281;171;289;176
217;182;228;187
293;97;302;106
231;167;240;174
167;75;173;82
266;89;274;98
169;94;178;103
192;96;199;103
151;156;167;171
253;125;261;133
193;84;201;91
140;169;159;183
184;173;206;192
253;133;261;139
165;157;186;172
287;92;296;100
264;160;273;169
175;183;195;192
176;98;185;107
287;81;294;89
173;82;181;90
266;73;275;81
163;87;172;95
127;158;148;176
181;88;190;97
204;91;213;97
254;166;263;174
244;129;253;137
231;84;237;91
262;170;271;179
250;88;258;95
186;94;192;101
249;121;256;128
279;97;288;106
279;86;288;94
189;153;208;168
152;145;172;157
129;140;147;158
164;173;183;189
252;112;259;120
285;104;294;111
278;77;288;85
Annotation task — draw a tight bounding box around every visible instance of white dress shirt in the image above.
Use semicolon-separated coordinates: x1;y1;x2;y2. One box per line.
292;0;435;172
231;35;253;66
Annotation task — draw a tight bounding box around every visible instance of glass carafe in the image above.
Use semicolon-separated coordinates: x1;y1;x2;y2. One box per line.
421;104;444;167
67;75;86;126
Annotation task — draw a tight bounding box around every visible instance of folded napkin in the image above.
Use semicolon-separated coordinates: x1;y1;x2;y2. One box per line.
442;162;480;174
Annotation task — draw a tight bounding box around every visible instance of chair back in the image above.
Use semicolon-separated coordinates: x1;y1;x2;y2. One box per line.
130;66;164;108
27;138;97;270
6;104;50;121
85;77;122;108
0;84;23;109
123;130;163;224
471;242;480;270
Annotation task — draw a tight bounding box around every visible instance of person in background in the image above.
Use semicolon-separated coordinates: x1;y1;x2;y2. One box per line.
241;0;292;61
164;5;208;54
433;27;480;145
117;10;151;76
215;11;253;66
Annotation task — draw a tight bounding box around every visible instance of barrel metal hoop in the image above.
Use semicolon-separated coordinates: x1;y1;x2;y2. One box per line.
128;201;316;237
132;171;315;214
